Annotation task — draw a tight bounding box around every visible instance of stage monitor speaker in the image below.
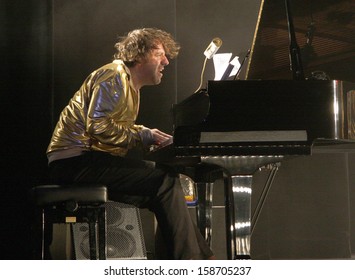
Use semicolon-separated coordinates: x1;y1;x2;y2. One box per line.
72;201;147;259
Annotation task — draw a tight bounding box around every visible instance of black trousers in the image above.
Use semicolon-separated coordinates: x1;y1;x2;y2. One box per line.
48;151;213;260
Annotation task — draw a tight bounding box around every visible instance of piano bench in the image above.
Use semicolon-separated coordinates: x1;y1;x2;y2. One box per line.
30;184;108;260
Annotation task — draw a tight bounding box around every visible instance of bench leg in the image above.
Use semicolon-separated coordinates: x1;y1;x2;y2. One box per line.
88;213;97;260
98;207;107;260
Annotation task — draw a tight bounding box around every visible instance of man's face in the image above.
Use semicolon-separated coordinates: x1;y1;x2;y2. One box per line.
138;43;169;86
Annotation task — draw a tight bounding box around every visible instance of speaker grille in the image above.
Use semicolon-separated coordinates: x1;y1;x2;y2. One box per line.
72;201;147;259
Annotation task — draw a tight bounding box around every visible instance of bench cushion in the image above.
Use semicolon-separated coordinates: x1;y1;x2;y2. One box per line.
31;184;108;206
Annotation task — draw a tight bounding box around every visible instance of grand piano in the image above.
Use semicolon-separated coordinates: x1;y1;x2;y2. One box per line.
147;0;355;259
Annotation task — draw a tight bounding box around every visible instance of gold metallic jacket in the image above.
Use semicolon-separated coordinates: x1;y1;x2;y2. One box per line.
47;60;153;163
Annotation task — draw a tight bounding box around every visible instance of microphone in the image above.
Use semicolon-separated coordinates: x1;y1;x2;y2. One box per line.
194;37;223;93
203;37;222;59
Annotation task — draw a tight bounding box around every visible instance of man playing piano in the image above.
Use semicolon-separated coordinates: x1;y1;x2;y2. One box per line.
46;27;215;260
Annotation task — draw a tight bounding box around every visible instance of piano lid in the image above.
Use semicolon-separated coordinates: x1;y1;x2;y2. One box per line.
246;0;355;82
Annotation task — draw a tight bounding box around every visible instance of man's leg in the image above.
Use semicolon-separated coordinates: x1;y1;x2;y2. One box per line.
149;174;214;259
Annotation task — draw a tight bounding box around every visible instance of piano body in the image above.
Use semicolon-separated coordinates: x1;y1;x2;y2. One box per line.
149;80;355;259
147;0;355;259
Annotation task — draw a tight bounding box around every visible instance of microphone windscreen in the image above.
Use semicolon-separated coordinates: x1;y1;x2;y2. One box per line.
204;37;222;59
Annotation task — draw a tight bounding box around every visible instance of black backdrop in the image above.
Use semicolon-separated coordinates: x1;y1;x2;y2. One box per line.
1;0;52;260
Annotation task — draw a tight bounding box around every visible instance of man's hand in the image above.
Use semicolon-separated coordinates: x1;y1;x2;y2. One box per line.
150;128;172;145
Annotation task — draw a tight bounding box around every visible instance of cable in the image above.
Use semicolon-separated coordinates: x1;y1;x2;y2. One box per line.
194;57;208;93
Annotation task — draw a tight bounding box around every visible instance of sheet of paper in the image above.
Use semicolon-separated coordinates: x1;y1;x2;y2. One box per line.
229;56;241;77
213;53;241;80
213;53;232;80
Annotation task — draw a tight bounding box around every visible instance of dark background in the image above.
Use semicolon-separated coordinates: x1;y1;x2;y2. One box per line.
1;0;354;259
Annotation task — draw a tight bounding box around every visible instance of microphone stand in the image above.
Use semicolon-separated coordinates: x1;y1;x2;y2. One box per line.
232;49;251;80
285;0;305;80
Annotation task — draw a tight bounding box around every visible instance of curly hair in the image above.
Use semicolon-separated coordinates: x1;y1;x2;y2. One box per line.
114;28;180;67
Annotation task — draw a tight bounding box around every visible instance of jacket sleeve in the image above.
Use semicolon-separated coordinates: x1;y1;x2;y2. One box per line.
85;70;154;150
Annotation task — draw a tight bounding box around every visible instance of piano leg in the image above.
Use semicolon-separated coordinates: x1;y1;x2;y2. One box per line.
195;182;214;247
225;163;281;259
201;155;284;260
230;175;252;259
193;172;243;260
